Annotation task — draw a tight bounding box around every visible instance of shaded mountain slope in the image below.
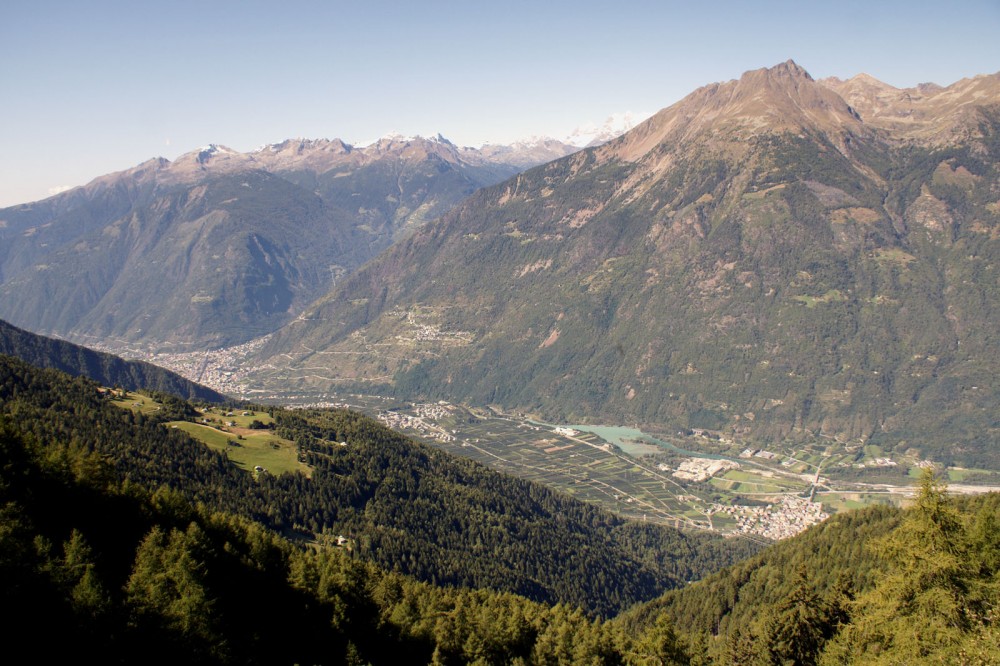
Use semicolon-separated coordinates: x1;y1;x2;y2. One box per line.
251;61;1000;466
0;318;225;401
0;402;634;665
617;480;1000;664
0;137;576;350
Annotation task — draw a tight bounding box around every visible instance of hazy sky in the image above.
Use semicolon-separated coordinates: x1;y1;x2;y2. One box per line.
1;0;998;207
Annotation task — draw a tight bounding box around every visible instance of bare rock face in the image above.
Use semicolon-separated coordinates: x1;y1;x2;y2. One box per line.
607;60;871;165
821;71;1000;144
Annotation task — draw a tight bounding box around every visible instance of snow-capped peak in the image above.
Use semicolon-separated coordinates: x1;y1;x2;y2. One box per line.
367;132;453;146
197;144;236;155
563;111;653;147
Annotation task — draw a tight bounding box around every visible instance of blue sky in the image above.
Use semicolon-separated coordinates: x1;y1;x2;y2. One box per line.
1;0;997;207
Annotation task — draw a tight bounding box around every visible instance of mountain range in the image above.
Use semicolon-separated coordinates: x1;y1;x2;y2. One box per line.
244;61;1000;466
0;135;578;350
2;59;998;467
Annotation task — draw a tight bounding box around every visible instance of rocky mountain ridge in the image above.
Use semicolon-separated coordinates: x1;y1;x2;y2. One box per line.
0;317;226;401
821;70;1000;143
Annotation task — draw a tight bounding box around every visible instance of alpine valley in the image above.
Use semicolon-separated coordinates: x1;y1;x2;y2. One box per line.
2;59;1000;665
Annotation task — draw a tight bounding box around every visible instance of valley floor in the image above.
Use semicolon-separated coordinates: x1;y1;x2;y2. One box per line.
95;340;1000;540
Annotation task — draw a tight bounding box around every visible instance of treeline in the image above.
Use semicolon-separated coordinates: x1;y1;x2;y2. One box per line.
0;318;226;402
0;354;759;617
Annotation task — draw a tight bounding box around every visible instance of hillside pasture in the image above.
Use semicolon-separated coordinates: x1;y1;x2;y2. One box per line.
168;420;307;477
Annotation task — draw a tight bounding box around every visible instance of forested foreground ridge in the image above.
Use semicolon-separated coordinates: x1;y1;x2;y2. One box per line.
0;354;759;618
622;473;1000;665
2;360;997;663
0;412;678;664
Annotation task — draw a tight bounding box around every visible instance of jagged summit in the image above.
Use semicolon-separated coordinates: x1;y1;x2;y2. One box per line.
564;111;652;147
196;143;237;156
607;60;867;163
166;143;255;179
744;58;813;81
257;138;353;155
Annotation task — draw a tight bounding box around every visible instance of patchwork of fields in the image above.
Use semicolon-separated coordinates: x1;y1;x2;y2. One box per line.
110;390;1000;540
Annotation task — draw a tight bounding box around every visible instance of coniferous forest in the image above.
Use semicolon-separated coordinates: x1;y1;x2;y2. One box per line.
1;352;999;664
0;354;758;617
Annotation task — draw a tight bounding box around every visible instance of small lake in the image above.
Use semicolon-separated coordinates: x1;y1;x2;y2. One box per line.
528;420;732;461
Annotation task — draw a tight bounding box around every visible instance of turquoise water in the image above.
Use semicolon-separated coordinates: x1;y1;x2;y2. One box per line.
528;420;731;460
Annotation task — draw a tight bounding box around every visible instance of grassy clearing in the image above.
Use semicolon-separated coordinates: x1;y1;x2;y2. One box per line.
169;421;306;477
199;406;275;428
108;390;166;417
792;290;847;308
109;393;306;477
169;421;234;447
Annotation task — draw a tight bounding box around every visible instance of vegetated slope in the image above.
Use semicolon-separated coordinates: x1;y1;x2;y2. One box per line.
0;318;225;402
4;362;995;665
619;504;901;640
0;410;651;665
253;61;1000;467
0;353;759;617
0;137;575;351
0;161;354;349
618;478;1000;665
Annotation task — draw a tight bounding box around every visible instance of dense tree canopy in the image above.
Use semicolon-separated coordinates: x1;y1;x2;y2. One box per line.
2;352;997;664
0;353;757;618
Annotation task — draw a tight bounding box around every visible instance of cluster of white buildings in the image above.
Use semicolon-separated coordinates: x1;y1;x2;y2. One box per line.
715;495;829;540
376;409;455;443
856;457;898;468
392;310;474;345
672;458;740;482
740;448;778;460
413;402;453;421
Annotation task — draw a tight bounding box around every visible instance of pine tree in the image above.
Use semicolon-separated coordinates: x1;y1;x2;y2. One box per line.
628;613;689;665
820;469;978;664
755;565;843;665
